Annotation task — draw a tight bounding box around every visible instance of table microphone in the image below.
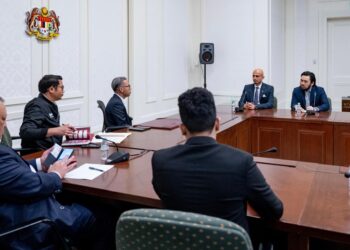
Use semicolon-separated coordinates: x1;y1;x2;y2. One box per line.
95;135;130;163
344;169;350;178
252;147;278;156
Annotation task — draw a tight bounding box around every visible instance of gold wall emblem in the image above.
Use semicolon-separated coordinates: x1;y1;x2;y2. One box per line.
26;7;60;41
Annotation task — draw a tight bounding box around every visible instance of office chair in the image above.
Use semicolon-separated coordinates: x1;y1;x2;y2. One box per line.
273;96;278;109
97;100;129;132
116;208;253;250
0;127;39;155
0;217;71;250
327;97;332;111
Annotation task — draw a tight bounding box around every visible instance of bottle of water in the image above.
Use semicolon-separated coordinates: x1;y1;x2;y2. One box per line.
296;102;301;116
231;99;236;112
100;139;109;161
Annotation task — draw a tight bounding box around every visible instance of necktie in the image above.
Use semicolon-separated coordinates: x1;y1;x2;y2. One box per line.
253;87;259;105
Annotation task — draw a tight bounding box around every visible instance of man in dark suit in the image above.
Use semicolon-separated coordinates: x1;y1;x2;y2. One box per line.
238;68;274;109
0;98;116;249
291;71;330;112
20;75;76;150
152;87;283;232
105;77;133;127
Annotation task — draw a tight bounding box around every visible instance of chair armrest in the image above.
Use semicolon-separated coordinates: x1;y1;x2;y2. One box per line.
0;217;71;250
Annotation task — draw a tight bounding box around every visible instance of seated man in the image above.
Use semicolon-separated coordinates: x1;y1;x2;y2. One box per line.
105;76;133;127
291;71;330;112
152;87;283;232
238;68;274;110
20;75;75;150
0;97;115;249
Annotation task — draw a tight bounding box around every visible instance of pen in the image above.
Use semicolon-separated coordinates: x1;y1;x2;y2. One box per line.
89;166;104;172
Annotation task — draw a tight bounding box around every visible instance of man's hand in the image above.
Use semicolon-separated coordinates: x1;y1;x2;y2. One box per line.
47;124;76;137
244;102;256;110
48;156;77;179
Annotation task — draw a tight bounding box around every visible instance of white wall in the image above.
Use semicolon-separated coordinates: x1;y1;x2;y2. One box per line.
128;0;201;123
200;0;272;105
88;0;128;131
270;0;286;108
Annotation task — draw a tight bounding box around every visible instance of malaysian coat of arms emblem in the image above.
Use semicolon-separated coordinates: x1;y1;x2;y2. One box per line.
26;7;60;41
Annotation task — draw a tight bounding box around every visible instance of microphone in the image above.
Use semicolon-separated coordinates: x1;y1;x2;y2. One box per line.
252;147;278;156
95;135;130;163
235;91;246;112
344;168;350;178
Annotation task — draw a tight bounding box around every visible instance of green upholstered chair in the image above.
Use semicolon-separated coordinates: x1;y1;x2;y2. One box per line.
116;208;253;250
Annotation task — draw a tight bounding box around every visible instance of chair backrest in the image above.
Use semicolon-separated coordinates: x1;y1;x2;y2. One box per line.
328;97;332;111
273;96;278;109
116;208;253;250
1;126;12;147
97;100;107;132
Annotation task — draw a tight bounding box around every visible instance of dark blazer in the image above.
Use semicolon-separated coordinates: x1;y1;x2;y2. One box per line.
238;83;274;109
20;94;62;150
105;94;133;127
291;85;330;111
152;136;283;232
0;144;94;249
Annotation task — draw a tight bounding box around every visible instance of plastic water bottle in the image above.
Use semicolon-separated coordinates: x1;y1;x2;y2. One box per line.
231;99;236;112
296;102;301;116
100;139;109;161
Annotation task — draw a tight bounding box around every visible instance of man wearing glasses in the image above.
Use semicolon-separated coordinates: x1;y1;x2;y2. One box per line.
105;76;133;127
20;75;75;150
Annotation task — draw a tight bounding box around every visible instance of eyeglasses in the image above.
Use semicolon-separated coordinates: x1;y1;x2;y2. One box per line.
122;85;131;88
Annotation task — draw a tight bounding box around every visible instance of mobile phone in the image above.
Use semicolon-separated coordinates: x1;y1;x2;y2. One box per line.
44;144;75;166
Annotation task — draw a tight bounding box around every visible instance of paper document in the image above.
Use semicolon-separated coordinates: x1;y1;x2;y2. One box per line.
65;163;114;180
91;132;131;144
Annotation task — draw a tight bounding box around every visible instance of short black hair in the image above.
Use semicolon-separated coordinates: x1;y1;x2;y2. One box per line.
38;75;63;93
178;87;216;133
301;71;316;86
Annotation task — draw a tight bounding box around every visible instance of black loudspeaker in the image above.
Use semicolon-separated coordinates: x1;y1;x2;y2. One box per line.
199;43;214;64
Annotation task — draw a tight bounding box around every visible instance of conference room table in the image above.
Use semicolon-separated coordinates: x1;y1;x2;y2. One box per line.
56;106;350;250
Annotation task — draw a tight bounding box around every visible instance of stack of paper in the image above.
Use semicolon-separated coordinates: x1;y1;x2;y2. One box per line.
65;164;114;180
91;132;131;144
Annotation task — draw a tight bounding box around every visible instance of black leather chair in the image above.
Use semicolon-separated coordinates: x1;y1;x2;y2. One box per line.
0;127;39;155
0;217;71;250
97;100;129;132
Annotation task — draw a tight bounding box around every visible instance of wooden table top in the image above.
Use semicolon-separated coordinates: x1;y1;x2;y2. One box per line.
37;106;350;246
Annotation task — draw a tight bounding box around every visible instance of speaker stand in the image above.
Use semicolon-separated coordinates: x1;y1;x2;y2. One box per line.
203;64;207;89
